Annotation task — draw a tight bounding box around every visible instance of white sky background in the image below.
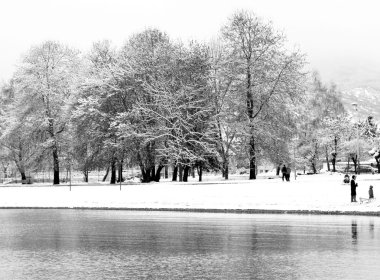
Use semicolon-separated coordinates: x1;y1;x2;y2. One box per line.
1;0;380;89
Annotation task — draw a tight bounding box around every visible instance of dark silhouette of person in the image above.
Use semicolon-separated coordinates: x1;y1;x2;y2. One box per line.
286;167;291;181
281;165;287;181
351;175;358;202
369;185;374;199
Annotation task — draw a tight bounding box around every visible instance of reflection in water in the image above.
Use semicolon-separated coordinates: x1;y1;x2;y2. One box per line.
369;220;375;239
352;220;358;243
0;210;379;279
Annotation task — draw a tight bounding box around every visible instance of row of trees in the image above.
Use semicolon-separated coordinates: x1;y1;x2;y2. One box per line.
295;72;380;175
0;11;378;184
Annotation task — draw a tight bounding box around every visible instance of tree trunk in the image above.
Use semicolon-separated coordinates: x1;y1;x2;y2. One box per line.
145;141;156;182
83;169;88;182
178;164;183;182
3;166;8;178
311;162;317;174
197;164;203;182
150;166;156;182
331;153;337;172
375;156;380;173
276;165;280;176
222;157;229;179
140;166;148;183
20;171;26;183
102;165;110;182
14;153;27;184
332;137;338;172
249;135;256;179
117;160;123;182
325;147;330;171
191;167;195;178
52;146;60;185
137;152;149;183
172;165;178;181
110;159;116;184
351;156;357;174
246;60;256;180
183;166;190;182
139;165;156;183
154;165;164;182
165;166;168;179
331;157;336;172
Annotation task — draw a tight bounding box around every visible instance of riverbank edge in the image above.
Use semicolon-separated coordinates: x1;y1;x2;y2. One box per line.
1;206;380;216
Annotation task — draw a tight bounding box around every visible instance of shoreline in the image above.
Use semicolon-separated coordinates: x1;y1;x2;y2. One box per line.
1;206;380;217
1;173;380;217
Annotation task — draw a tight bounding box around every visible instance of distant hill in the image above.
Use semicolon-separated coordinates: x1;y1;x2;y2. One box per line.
340;87;380;123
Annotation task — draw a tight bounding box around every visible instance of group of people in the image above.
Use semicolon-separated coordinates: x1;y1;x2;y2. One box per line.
279;166;374;203
281;165;291;181
349;174;374;203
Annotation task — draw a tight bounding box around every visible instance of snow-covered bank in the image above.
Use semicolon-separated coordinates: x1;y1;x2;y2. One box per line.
0;173;380;215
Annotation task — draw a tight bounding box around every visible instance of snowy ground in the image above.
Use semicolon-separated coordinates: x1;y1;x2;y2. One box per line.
0;172;380;215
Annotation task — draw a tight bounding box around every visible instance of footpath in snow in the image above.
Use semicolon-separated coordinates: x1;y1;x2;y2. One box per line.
0;172;380;215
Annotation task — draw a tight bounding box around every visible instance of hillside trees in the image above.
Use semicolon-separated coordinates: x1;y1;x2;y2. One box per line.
298;72;348;173
361;116;379;173
319;115;351;172
222;11;305;179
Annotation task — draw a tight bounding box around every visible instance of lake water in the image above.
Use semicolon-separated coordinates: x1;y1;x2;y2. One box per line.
0;210;379;279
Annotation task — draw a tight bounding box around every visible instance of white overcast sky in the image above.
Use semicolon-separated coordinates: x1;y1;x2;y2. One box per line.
1;0;380;89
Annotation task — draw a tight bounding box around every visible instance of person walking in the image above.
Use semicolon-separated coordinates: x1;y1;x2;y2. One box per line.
286;167;291;181
350;175;358;202
281;165;287;181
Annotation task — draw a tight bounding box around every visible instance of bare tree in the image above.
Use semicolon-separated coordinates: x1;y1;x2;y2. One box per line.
13;41;82;184
222;11;305;179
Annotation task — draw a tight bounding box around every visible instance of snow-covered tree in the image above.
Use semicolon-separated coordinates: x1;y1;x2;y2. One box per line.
362;116;380;173
0;79;46;182
12;41;83;184
319;114;351;172
208;39;243;179
221;10;305;179
112;29;174;183
114;32;218;182
299;72;347;173
73;40;124;184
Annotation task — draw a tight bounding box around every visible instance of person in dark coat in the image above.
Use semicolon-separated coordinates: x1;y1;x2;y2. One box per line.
286;167;291;181
350;175;358;202
369;185;374;199
281;165;287;181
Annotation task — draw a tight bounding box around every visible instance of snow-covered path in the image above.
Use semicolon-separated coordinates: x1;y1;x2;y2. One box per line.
0;173;379;214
